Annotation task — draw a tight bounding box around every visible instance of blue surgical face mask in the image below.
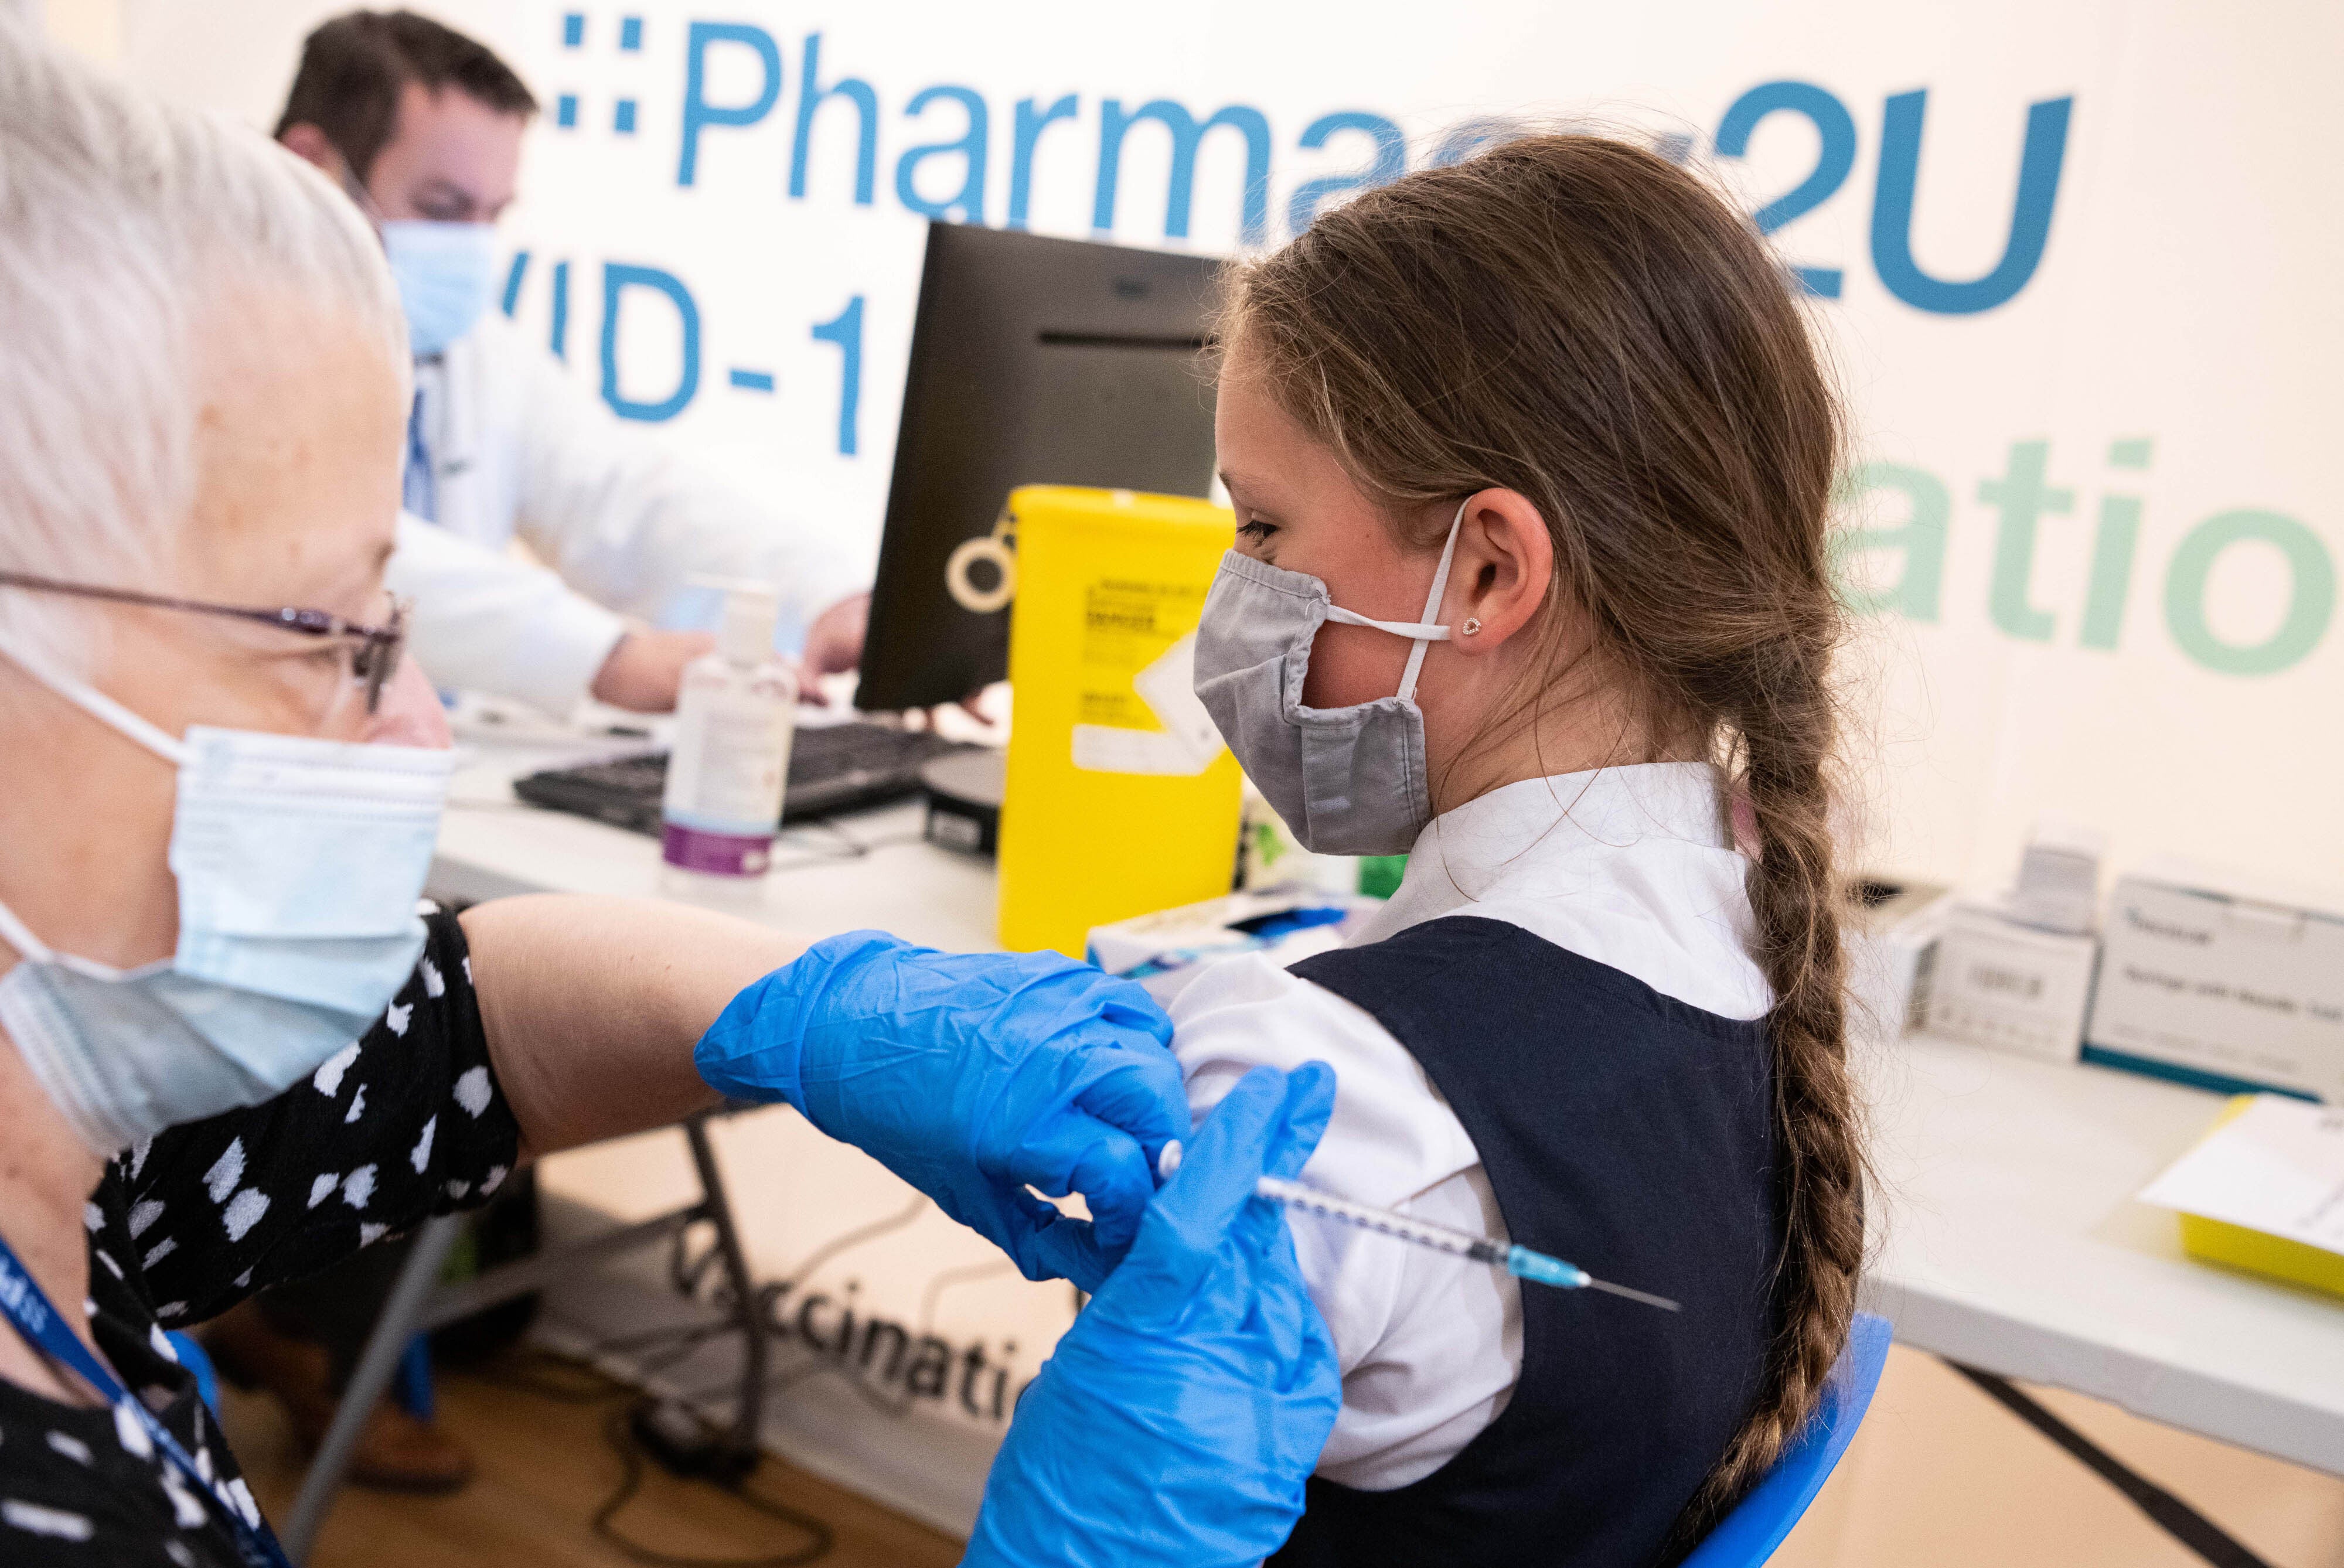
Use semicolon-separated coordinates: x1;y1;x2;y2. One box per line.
380;220;499;358
0;641;454;1154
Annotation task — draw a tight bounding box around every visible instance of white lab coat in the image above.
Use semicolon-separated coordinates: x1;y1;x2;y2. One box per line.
1172;763;1770;1489
386;312;867;714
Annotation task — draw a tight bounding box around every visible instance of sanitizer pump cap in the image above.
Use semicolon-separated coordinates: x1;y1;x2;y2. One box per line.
693;576;780;665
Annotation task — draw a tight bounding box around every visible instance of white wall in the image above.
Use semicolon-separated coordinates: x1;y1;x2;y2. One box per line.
97;0;2344;895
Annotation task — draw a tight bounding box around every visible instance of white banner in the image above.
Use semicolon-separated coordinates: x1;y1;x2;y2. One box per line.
115;0;2342;889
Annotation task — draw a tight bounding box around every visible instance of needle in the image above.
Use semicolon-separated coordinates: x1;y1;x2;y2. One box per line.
1155;1141;1681;1312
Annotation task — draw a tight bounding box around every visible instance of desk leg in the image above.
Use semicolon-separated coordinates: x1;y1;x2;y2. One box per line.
281;1212;469;1563
682;1113;768;1468
1944;1361;2275;1568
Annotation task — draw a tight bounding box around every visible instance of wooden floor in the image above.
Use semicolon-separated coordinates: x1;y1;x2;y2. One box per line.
220;1355;965;1568
1777;1345;2344;1568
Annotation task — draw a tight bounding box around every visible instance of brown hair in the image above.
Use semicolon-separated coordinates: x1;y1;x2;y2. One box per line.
274;10;537;182
1225;134;1864;1521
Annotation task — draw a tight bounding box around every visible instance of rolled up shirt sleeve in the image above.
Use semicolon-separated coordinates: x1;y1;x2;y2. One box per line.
117;909;523;1328
386;510;628;716
495;325;874;655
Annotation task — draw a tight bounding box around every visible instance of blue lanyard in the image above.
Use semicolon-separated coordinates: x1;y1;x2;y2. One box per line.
402;388;437;524
0;1231;292;1567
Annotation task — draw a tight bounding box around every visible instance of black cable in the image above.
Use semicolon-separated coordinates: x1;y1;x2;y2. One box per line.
632;1322;744;1381
592;1405;833;1568
471;1344;835;1566
658;1192;929;1351
767;1194;931;1296
752;819;892;876
693;1252;1021;1422
465;1321;737;1404
914;1257;1017;1328
515;1194;982;1562
1946;1361;2275;1568
527;1197;938;1562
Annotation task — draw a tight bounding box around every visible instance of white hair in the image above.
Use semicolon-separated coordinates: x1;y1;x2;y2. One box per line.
0;18;407;674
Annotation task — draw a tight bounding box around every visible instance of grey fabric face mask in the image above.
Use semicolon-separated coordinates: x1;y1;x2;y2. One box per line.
1193;501;1465;857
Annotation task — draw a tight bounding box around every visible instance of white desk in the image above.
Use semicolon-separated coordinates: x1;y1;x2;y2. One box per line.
433;740;998;952
1861;1035;2342;1472
430;744;2344;1478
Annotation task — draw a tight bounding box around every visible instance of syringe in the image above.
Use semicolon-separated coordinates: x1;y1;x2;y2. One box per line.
1155;1142;1679;1312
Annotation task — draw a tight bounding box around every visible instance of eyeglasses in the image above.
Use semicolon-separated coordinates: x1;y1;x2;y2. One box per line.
0;570;410;714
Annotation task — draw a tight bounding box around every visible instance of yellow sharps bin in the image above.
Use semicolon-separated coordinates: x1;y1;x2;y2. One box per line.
997;486;1241;956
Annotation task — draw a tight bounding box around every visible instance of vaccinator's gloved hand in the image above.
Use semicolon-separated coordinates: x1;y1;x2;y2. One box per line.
694;931;1184;1283
962;1063;1341;1568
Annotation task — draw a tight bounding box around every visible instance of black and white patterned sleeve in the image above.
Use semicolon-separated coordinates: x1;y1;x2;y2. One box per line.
115;909;523;1328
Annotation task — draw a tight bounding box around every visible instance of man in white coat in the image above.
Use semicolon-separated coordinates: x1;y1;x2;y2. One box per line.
275;9;870;717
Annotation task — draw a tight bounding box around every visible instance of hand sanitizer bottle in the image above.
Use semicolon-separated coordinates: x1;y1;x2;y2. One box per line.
661;580;796;893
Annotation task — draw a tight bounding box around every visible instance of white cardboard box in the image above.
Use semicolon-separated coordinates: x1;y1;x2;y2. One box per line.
1923;899;2098;1063
1845;879;1952;1045
2086;858;2344;1102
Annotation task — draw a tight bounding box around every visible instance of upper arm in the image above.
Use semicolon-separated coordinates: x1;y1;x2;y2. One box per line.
127;912;523;1326
1168;957;1484;1368
1169;954;1525;1487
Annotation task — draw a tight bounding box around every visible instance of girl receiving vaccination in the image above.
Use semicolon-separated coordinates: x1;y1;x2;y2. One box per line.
1177;131;1865;1565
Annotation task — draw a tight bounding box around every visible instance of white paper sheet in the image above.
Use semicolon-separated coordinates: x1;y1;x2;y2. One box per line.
2137;1095;2344;1255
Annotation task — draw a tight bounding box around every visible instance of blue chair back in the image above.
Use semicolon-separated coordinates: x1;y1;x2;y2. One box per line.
1678;1310;1893;1568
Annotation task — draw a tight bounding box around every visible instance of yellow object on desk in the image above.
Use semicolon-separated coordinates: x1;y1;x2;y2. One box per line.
997;486;1242;956
2151;1095;2344;1301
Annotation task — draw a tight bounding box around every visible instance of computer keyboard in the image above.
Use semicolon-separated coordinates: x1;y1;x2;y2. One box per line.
512;720;976;836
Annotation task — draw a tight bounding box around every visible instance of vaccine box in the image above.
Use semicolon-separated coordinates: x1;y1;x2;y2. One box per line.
2084;858;2344;1102
1921;899;2098;1063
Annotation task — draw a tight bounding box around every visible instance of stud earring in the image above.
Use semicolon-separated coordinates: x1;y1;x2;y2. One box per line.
1460;616;1482;636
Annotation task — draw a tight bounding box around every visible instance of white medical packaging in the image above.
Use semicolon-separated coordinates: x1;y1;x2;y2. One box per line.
1922;898;2098;1063
2008;815;2107;935
1086;888;1380;1007
2084;858;2344;1102
1844;879;1951;1045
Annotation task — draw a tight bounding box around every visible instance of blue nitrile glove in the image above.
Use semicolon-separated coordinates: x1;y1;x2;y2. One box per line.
962;1063;1342;1568
695;931;1186;1284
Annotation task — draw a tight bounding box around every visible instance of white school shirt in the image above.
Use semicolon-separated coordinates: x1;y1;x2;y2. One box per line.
1170;762;1771;1490
384;313;870;714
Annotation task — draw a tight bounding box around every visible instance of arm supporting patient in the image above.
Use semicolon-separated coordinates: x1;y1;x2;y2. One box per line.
459;894;805;1161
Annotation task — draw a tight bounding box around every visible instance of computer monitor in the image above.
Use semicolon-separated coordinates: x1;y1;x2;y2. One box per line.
856;222;1222;713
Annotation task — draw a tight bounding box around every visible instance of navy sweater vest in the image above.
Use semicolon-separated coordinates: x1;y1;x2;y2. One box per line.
1269;916;1781;1568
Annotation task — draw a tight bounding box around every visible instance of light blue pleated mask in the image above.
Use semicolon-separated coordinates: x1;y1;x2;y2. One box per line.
380;219;498;359
0;642;452;1153
1193;501;1465;857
